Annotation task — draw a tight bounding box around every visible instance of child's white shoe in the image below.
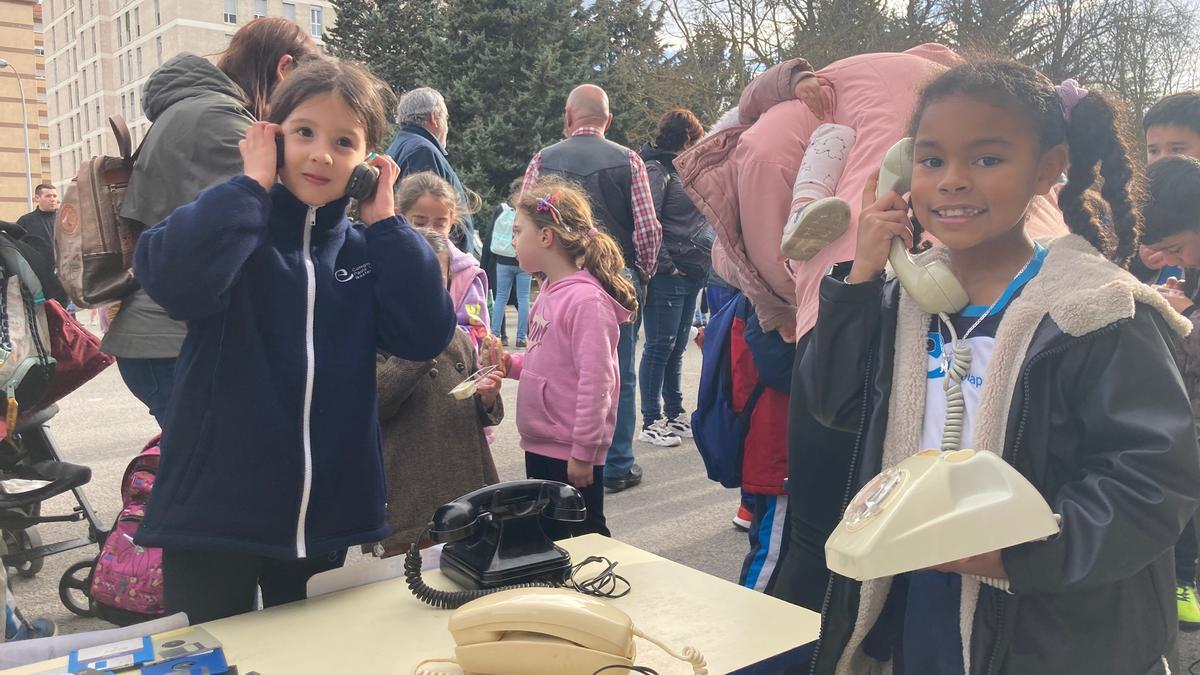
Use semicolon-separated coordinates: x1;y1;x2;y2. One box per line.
781;196;851;261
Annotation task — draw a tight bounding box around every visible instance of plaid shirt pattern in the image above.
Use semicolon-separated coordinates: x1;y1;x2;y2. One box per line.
522;127;661;279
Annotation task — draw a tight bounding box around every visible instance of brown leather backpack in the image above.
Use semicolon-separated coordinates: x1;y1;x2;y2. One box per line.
55;116;143;308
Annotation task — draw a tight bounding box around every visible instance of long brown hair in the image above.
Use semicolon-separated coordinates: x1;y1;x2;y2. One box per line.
516;178;638;320
217;17;320;120
394;171;481;223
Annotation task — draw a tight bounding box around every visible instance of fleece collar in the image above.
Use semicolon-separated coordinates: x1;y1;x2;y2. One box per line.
835;234;1191;675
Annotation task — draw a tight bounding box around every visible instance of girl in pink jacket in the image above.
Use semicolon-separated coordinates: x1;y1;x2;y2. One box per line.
396;172;490;348
503;178;638;538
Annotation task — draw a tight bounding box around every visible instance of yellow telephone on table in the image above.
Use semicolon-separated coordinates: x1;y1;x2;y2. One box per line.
414;588;707;675
824;139;1060;586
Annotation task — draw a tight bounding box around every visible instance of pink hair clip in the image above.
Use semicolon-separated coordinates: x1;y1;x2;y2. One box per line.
587;227;599;238
535;193;563;227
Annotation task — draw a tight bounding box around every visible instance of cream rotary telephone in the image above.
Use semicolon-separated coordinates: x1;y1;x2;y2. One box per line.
824;138;1060;584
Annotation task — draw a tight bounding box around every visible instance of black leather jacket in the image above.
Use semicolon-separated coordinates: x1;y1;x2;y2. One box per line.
799;262;1200;675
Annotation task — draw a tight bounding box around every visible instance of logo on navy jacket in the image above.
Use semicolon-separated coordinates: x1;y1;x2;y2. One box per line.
334;262;375;283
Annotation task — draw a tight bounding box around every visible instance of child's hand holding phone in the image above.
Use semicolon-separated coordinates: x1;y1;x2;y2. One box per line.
359;154;401;226
240;122;283;192
847;169;913;285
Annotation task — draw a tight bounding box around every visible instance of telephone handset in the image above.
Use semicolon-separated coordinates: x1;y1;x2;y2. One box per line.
880;137;970;315
275;135;380;201
413;587;707;675
407;480;586;609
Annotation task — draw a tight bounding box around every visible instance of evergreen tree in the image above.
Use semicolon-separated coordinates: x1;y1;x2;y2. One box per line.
435;0;602;205
325;0;442;101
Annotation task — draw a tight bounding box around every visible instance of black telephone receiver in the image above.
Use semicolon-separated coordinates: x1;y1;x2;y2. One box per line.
275;134;380;202
407;480;587;608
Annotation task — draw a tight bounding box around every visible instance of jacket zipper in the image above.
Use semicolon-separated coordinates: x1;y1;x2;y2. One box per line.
809;345;875;675
982;324;1116;675
295;205;318;558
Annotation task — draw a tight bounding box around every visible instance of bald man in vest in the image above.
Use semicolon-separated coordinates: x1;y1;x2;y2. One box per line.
522;84;663;496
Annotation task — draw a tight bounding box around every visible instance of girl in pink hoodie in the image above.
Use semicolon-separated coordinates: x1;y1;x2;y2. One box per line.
503;178;638;538
396;172;490;348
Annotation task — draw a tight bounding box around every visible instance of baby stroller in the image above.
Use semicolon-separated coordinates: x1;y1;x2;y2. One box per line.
0;404;108;617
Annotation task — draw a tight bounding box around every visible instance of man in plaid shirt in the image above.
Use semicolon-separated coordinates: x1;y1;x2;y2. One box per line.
522;84;663;493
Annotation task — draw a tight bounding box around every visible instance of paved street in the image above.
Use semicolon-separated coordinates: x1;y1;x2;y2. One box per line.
8;311;1200;672
7;315;748;638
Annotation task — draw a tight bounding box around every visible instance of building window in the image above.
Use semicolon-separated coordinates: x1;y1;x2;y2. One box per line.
156;36;163;65
121;94;127;121
134;8;141;37
310;7;323;37
95;102;100;128
254;0;266;18
115;18;122;47
282;2;295;21
224;0;237;24
154;0;161;25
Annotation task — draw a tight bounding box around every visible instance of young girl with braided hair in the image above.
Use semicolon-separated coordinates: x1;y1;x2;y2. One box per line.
503;177;638;539
801;61;1200;674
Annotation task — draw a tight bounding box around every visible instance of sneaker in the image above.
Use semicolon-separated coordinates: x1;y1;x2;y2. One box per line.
500;336;509;347
604;463;644;493
663;414;693;438
516;339;527;349
732;504;753;531
1179;585;1200;631
781;196;852;261
638;421;682;447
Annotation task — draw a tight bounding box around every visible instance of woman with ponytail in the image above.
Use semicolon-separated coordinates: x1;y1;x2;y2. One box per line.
799;60;1200;674
502;178;636;538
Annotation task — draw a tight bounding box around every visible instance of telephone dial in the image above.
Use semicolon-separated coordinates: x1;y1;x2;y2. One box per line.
275;134;380;201
823;139;1060;586
412;588;707;675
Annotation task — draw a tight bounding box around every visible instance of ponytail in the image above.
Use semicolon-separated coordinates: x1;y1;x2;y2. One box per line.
1059;90;1143;267
581;231;639;320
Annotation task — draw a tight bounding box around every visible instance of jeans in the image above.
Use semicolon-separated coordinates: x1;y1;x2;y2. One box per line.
604;270;643;480
116;357;177;427
490;263;531;341
639;272;703;424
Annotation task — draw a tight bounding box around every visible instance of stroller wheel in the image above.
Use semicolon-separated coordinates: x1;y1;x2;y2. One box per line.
3;528;44;578
59;559;95;618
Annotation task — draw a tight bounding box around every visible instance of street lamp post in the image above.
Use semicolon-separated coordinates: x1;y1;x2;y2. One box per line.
0;58;33;212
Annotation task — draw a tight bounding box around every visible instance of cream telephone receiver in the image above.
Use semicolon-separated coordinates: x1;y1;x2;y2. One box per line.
413;588;707;675
825;449;1060;583
879;137;970;316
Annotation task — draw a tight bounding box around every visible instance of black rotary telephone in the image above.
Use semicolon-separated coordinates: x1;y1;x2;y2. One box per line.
276;135;379;201
406;480;586;609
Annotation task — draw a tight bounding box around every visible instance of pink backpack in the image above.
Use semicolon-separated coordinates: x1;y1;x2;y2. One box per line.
89;435;164;625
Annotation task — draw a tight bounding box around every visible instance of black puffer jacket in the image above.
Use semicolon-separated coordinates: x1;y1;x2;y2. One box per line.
799;236;1200;675
639;144;713;279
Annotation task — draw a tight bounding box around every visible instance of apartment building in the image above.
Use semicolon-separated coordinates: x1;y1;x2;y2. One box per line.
43;0;336;187
0;0;51;221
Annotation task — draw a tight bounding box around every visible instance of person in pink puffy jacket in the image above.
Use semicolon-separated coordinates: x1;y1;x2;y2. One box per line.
677;44;1071;611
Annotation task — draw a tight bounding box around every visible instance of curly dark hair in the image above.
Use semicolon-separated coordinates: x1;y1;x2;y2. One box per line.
909;61;1143;267
654;109;704;152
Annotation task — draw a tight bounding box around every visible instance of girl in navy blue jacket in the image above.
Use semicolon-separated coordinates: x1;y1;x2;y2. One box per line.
132;59;456;623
